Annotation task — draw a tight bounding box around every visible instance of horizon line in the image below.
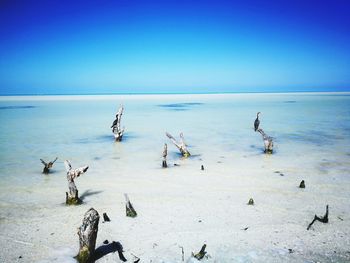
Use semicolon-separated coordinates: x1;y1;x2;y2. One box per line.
1;89;350;97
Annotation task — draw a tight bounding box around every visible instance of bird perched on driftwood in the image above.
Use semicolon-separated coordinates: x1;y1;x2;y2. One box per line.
40;157;58;174
254;112;261;131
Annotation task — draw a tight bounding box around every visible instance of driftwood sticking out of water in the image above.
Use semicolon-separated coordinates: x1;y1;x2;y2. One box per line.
192;244;207;260
124;193;137;218
166;132;191;157
64;160;89;205
299;180;305;188
307;205;329;230
257;128;274;154
162;143;168;168
111;105;125;142
40;157;58;174
76;208;100;263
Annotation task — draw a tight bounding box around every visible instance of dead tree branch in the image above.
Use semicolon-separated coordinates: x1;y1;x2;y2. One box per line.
257;128;274;154
307;205;329;230
166;132;191;157
111;104;125;141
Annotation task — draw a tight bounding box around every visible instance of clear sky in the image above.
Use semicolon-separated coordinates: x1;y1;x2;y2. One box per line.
0;0;349;95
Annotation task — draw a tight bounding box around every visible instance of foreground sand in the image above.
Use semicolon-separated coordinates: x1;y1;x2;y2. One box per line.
1;152;349;263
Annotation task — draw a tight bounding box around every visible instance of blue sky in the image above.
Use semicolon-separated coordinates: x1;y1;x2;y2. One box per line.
0;0;349;95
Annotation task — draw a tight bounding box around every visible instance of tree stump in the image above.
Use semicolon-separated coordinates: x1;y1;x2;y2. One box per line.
166;132;191;157
76;208;100;263
124;193;137;218
40;157;58;174
64;160;89;205
162;143;168;168
111;105;125;142
257;128;274;154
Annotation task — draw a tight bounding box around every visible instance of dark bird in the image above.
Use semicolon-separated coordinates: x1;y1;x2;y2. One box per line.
254;112;261;131
40;157;58;174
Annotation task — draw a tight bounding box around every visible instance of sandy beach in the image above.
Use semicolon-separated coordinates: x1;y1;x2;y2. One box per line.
0;93;350;262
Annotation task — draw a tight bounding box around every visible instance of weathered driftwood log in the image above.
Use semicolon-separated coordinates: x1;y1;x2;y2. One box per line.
76;208;100;263
124;193;137;218
64;160;89;205
254;112;261;132
111;105;125;141
192;244;207;260
257;128;274;154
40;157;58;174
299;180;305;188
307;205;329;230
166;132;191;157
162;143;168;168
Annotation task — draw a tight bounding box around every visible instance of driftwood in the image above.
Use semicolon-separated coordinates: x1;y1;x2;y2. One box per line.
40;157;58;174
299;180;305;188
124;193;137;217
64;160;89;205
103;213;110;222
162;143;168;168
166;132;191;157
307;205;329;230
76;208;100;263
257;128;274;154
111;105;125;141
192;244;207;260
254;112;261;131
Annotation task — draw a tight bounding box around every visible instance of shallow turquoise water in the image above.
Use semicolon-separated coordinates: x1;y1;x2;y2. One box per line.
0;93;349;189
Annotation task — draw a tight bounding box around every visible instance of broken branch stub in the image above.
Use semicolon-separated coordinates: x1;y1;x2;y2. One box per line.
192;244;207;260
257;128;274;154
64;160;89;205
307;205;329;230
40;157;58;174
166;132;191;157
76;208;100;263
162;143;168;168
124;193;137;218
111;105;125;141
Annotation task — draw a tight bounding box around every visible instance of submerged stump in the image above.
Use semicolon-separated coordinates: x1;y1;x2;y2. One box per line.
111;105;125;142
40;157;58;174
76;208;100;263
257;128;274;154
